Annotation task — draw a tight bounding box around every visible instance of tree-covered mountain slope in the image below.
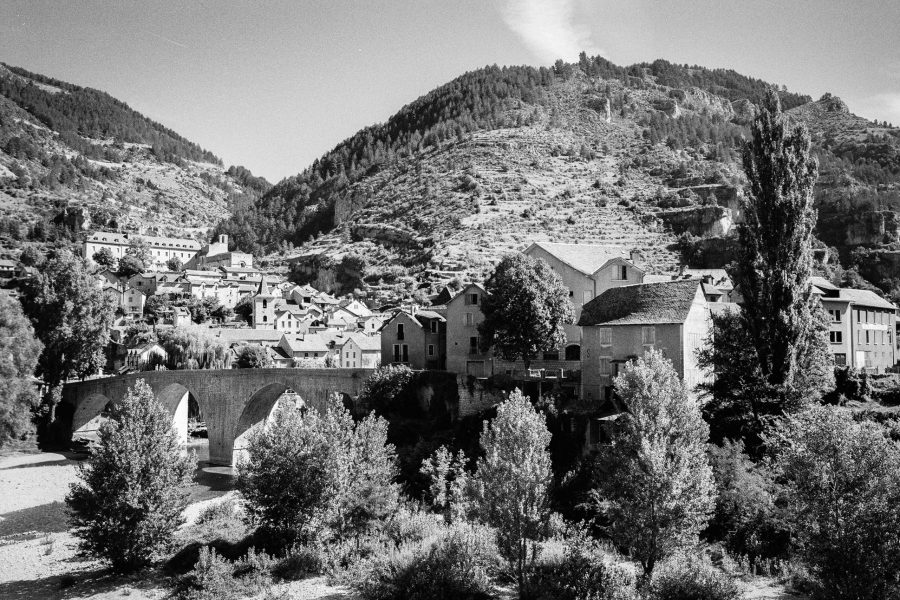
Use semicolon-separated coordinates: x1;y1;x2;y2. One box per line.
0;63;271;256
217;56;900;300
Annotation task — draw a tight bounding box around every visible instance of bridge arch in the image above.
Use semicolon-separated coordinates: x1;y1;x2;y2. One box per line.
156;382;195;444
72;392;115;435
232;382;303;468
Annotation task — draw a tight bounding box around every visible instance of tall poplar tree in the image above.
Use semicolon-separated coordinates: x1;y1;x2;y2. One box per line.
736;89;820;392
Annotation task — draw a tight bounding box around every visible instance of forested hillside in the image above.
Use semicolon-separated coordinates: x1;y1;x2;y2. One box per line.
0;63;270;257
215;54;900;302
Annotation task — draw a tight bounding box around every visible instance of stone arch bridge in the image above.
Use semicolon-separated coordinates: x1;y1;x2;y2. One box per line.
61;368;374;466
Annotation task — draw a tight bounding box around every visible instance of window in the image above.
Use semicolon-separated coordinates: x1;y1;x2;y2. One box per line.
599;328;612;346
829;309;842;323
565;344;581;360
262;299;267;309
641;326;656;346
857;309;862;323
465;312;474;326
834;353;846;367
465;293;479;305
469;336;479;354
428;344;435;357
829;331;842;344
430;320;438;333
393;344;409;363
262;315;267;323
599;357;611;375
866;331;870;344
613;265;627;280
397;323;405;340
569;290;574;297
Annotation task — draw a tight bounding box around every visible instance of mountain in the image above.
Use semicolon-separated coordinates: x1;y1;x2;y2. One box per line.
0;63;271;256
216;55;900;301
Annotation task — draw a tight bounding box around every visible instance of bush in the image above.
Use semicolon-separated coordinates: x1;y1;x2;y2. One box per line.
355;522;498;600
522;530;638;600
357;364;414;414
647;554;741;600
182;546;276;600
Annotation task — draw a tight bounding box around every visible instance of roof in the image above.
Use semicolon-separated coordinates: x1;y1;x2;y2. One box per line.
525;242;633;276
192;327;284;344
86;231;200;250
448;283;487;305
256;275;272;296
810;276;839;292
281;333;333;353
341;334;382;351
415;310;446;322
0;259;18;268
578;279;704;326
839;288;897;310
701;282;723;297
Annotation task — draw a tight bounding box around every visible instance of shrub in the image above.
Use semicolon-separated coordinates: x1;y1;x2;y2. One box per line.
67;380;194;572
355;522;498;600
182;546;276;600
522;529;638;600
647;554;741;600
357;364;414;414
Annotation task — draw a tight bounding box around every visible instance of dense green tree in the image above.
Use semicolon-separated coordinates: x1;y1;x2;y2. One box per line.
156;327;228;369
238;396;398;547
734;88;822;393
233;295;253;324
235;344;274;369
478;254;574;369
118;237;152;276
771;406;900;599
19;251;116;421
116;253;145;278
143;293;172;324
92;247;117;270
19;245;45;268
592;349;715;577
0;293;43;446
471;389;552;596
66;380;194;572
165;256;183;271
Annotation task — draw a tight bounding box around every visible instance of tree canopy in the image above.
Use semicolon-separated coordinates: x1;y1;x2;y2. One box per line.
478;254;574;368
0;293;42;446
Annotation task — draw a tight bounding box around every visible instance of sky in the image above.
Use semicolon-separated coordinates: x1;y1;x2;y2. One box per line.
1;0;898;183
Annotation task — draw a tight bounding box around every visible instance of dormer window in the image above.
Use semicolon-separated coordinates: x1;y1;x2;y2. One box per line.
465;293;479;305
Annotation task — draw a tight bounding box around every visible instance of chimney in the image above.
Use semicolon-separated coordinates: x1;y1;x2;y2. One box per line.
629;249;643;263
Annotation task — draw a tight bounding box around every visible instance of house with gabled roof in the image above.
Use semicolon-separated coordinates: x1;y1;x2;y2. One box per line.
578;278;711;408
380;308;446;370
445;283;490;376
523;242;644;358
338;334;381;368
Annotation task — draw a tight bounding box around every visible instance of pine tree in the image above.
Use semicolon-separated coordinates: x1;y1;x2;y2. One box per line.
592;349;715;577
736;88;820;392
471;389;552;597
66;380;194;572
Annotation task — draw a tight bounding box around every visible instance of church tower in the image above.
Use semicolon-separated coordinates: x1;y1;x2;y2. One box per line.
252;276;275;329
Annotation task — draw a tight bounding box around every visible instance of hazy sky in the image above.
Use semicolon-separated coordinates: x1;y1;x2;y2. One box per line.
1;1;898;183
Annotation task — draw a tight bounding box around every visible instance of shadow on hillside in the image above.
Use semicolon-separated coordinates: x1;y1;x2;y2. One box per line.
0;501;69;536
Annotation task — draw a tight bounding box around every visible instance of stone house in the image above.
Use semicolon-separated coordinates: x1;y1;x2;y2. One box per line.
445;283;491;376
380;309;446;370
338;334;382;369
522;242;644;356
578;279;711;409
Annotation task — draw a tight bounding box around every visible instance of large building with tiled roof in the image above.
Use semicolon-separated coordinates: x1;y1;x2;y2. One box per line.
578;279;711;407
84;231;201;270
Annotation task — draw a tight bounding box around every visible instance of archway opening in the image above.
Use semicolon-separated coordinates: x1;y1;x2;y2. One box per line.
565;344;581;361
232;384;305;468
72;392;115;437
157;383;193;445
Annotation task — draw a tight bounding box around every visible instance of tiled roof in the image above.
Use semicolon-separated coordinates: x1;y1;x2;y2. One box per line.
526;242;632;275
578;279;703;326
839;288;897;310
341;334;381;351
810;276;839;292
86;231;200;250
